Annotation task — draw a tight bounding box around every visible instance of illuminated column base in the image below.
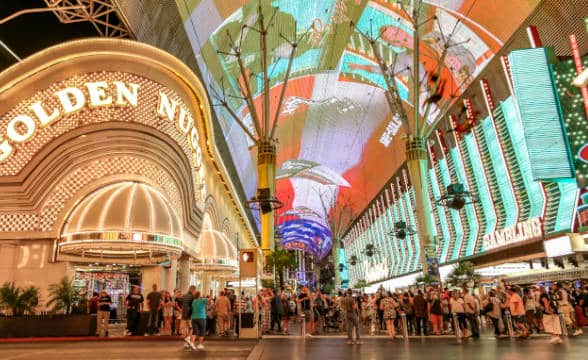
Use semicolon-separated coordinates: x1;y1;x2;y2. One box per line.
257;141;276;254
406;138;437;275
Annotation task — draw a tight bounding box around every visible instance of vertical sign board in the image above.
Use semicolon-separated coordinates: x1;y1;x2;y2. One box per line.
508;48;575;181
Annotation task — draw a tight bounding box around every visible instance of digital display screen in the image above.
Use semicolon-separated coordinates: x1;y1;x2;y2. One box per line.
176;0;539;256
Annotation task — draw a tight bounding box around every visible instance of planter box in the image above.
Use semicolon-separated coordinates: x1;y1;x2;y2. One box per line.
0;314;97;337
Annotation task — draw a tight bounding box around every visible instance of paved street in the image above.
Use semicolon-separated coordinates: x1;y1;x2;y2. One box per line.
0;340;257;360
1;336;587;360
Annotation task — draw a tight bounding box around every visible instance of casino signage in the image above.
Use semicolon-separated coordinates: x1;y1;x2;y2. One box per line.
483;217;544;251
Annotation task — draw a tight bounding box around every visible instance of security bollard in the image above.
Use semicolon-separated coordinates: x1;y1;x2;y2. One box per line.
400;313;409;340
559;313;568;337
301;313;306;338
505;311;515;338
452;313;462;343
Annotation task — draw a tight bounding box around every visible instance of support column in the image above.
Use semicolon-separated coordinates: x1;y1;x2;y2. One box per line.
178;256;191;291
406;137;437;275
164;258;178;291
333;239;341;290
141;266;164;297
258;141;276;253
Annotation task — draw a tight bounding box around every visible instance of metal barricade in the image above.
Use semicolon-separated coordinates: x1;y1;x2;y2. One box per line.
400;313;409;340
452;313;462;343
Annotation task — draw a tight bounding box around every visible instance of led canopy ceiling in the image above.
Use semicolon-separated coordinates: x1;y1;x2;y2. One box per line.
176;0;539;255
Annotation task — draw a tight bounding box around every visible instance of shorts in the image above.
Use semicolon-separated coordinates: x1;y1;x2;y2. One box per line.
217;313;230;322
542;314;562;335
303;310;313;321
191;319;206;337
512;315;526;324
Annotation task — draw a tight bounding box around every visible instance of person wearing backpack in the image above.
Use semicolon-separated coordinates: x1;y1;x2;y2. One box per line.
540;285;562;344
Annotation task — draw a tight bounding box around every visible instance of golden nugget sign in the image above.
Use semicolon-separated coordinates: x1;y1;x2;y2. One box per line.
0;79;204;176
483;217;544;251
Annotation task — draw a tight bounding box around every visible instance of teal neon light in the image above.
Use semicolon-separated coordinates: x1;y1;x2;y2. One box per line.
463;133;497;239
386;205;401;276
449;147;479;256
555;182;578;232
429;168;451;262
500;98;546;219
405;189;420;272
438;158;464;260
480;116;518;228
394;196;410;274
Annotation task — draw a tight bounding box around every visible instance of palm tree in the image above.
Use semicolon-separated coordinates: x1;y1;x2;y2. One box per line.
446;262;480;288
0;282;40;315
46;276;79;314
266;249;298;288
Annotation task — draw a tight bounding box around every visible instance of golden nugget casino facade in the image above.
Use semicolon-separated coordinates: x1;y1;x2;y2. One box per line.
0;39;257;308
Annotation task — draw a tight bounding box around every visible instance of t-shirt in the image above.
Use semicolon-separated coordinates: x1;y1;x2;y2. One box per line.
509;293;525;316
126;293;144;311
98;294;112;312
343;296;356;315
191;298;208;319
147;291;162;310
181;292;194;320
298;293;311;311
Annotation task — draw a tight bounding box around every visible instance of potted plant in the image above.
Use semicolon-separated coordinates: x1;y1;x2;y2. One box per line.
0;282;40;316
46;276;79;314
446;262;480;288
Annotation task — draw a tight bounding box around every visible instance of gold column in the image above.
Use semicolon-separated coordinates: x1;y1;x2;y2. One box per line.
405;137;436;275
258;141;276;253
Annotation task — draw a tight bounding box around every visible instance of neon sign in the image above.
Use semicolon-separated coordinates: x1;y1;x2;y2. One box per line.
483;217;543;251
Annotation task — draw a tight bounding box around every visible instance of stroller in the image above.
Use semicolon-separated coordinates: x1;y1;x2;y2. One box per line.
324;308;342;333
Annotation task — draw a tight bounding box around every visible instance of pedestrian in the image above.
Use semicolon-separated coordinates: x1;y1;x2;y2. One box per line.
413;290;428;336
507;286;529;338
125;285;143;336
97;290;112;337
180;286;195;350
450;290;467;338
89;292;99;315
380;291;397;339
297;286;314;337
146;284;162;335
540;286;562;344
400;293;414;335
429;291;443;335
463;288;479;338
554;283;583;336
343;289;362;345
215;291;232;336
281;291;290;334
162;291;174;335
190;290;208;351
206;296;216;336
485;290;502;337
523;288;539;333
173;289;182;335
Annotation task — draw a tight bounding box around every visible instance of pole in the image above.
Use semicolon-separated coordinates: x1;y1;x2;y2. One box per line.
258;141;276;253
401;313;409;340
406;138;436;275
452;313;462;343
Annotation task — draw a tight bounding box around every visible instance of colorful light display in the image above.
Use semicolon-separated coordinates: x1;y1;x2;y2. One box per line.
176;0;539;256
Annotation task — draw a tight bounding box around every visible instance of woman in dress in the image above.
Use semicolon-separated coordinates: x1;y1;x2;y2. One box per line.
162;291;174;335
380;292;398;339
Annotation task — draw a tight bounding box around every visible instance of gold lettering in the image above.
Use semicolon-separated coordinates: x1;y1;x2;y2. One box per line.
29;101;60;127
157;92;177;121
7;115;36;143
113;81;139;106
531;218;543;237
194;147;202;169
0;138;14;162
85;81;113;107
55;87;85;114
176;108;193;134
189;127;199;149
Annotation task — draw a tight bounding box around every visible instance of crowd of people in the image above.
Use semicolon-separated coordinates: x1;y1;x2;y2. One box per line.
89;281;588;348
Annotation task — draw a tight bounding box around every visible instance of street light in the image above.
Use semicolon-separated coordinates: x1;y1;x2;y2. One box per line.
436;183;478;210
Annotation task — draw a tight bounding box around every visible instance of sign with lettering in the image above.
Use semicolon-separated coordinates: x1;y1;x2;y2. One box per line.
0;77;206;199
483;217;544;251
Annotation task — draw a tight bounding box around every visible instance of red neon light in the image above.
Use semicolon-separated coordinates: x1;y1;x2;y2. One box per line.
569;34;588;120
526;25;543;48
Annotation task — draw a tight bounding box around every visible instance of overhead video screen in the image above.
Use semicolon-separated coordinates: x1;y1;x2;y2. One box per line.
176;0;539;256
